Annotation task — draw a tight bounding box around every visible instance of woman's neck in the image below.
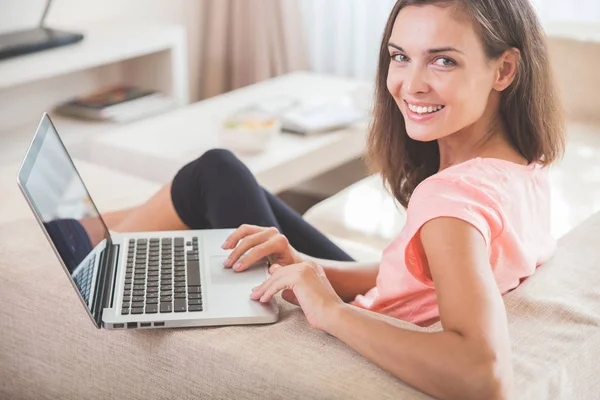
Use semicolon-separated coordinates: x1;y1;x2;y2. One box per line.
437;98;526;171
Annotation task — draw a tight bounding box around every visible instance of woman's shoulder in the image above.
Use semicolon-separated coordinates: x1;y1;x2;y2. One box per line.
414;157;546;196
408;157;549;218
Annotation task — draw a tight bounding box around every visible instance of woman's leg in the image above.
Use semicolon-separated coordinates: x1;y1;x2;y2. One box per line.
110;149;354;261
108;182;189;232
102;206;139;229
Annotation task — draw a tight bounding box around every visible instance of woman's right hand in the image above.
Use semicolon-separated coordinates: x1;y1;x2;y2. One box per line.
221;224;303;272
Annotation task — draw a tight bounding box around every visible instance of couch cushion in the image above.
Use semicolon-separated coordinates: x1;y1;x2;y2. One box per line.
498;211;600;399
2;169;600;399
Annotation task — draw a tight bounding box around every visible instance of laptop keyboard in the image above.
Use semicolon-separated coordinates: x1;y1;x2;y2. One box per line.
120;237;203;315
73;254;96;304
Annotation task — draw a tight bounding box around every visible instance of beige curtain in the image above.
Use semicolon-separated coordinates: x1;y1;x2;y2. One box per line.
201;0;308;99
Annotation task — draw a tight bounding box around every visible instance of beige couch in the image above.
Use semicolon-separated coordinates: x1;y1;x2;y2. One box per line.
1;162;600;399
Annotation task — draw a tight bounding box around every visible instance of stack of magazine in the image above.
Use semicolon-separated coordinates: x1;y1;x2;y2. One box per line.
54;85;177;123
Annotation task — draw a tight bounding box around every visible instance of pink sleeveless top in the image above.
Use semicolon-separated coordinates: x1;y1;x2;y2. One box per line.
351;157;556;326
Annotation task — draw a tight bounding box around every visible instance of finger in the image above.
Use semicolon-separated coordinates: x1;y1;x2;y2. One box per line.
257;271;294;303
224;228;276;268
222;224;261;250
250;268;286;300
269;263;284;275
281;289;299;306
235;235;286;272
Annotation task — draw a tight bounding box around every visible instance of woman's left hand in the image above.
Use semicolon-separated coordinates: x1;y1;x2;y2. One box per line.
251;260;345;331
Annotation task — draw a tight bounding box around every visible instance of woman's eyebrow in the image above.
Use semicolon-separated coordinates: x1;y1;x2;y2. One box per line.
388;42;464;54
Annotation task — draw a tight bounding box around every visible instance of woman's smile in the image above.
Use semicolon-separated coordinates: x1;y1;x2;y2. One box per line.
403;100;446;122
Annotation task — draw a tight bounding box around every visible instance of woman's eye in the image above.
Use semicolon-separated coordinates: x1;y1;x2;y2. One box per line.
433;57;456;67
391;53;408;63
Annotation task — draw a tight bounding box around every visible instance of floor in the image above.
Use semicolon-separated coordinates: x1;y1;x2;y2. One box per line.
1;118;600;241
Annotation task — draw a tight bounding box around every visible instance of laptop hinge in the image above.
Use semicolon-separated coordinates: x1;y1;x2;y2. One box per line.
92;240;119;327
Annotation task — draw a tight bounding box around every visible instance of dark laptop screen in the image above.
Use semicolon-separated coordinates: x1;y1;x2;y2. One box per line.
17;116;111;311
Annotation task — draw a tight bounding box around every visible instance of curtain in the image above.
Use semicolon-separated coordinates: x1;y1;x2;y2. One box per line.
300;0;397;81
201;0;308;98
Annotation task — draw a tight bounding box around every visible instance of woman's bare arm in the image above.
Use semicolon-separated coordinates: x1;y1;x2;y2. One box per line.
322;217;513;399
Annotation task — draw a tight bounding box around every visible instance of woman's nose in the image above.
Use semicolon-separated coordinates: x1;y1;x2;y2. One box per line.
404;66;430;95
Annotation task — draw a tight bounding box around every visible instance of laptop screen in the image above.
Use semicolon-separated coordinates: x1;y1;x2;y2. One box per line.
17;115;111;314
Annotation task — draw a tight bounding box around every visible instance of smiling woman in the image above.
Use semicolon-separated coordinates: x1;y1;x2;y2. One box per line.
100;0;565;398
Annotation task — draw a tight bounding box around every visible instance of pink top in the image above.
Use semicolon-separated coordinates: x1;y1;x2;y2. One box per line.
351;157;556;326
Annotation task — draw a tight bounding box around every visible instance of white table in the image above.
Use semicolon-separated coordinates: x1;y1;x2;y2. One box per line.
68;72;372;193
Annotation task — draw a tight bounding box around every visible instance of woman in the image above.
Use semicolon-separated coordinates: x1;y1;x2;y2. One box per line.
106;0;565;398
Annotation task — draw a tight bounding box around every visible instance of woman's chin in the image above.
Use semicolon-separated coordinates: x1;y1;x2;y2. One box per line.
405;127;439;142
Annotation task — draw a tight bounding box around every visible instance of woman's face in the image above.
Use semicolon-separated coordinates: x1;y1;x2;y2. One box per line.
387;5;500;142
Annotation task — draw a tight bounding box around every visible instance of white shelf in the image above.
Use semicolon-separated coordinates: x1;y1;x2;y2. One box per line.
0;23;185;90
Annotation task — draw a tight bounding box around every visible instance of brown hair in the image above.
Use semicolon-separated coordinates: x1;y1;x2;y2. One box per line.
367;0;565;208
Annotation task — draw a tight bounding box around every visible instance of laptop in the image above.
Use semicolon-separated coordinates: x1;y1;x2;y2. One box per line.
16;114;279;330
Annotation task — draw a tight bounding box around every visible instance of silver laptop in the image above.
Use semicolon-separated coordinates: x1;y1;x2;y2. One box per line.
16;114;279;330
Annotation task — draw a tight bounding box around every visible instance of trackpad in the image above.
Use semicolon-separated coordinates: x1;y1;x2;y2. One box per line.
209;256;268;286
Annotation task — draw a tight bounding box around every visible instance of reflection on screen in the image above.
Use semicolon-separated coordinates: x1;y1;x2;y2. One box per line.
22;121;110;308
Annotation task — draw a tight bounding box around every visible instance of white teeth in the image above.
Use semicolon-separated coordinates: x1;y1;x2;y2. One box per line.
407;103;444;114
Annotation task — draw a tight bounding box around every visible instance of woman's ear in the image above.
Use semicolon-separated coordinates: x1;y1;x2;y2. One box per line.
493;48;520;92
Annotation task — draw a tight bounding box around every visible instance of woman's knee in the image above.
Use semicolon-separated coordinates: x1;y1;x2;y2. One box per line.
178;148;251;186
195;148;242;171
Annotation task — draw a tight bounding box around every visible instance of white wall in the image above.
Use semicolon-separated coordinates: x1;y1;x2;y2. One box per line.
0;0;204;101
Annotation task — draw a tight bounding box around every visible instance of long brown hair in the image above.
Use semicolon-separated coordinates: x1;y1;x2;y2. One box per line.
367;0;565;208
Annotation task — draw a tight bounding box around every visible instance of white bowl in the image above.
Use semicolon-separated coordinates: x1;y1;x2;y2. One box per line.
219;112;281;154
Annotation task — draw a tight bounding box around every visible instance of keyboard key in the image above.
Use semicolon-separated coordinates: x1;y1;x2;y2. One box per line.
174;299;186;312
174;237;184;246
161;296;173;302
133;290;145;296
175;281;186;288
187;259;201;286
174;287;186;294
146;298;158;305
188;305;203;312
160;291;172;297
188;299;203;305
188;293;202;299
121;308;130;315
160;303;173;313
175;293;186;299
133;296;145;302
146;292;158;299
131;308;144;315
188;286;201;294
133;285;145;291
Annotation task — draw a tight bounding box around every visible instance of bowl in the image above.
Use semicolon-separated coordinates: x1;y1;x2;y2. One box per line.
219;111;281;154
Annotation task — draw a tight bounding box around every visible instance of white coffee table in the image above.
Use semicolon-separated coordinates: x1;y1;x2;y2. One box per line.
69;72;372;193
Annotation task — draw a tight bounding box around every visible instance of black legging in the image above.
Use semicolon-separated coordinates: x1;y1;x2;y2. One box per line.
170;149;354;262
